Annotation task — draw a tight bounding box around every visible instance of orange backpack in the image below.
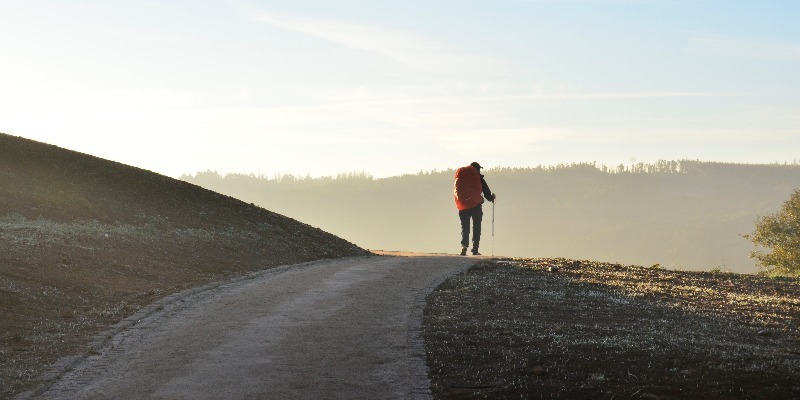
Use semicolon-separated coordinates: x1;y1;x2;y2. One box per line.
453;166;483;210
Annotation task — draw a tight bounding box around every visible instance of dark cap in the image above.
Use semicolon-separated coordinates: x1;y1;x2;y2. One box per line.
470;162;482;170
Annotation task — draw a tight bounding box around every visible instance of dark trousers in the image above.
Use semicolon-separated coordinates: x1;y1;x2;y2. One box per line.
459;204;483;250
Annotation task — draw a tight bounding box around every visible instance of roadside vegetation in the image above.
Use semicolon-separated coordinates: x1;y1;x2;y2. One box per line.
745;188;800;277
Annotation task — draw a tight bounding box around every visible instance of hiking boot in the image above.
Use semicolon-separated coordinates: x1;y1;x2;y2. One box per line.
472;249;481;256
460;247;468;256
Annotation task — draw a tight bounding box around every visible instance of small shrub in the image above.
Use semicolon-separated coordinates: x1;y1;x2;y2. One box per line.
745;188;800;276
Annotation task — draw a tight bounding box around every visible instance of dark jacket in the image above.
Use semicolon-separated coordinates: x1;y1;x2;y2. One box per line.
480;174;495;202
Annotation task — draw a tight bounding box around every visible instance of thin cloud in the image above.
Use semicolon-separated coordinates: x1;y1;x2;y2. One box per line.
483;92;739;101
434;128;571;157
255;90;738;113
509;0;707;3
253;13;500;73
690;33;800;60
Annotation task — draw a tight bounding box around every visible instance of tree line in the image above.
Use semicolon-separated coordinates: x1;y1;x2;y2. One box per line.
182;160;800;274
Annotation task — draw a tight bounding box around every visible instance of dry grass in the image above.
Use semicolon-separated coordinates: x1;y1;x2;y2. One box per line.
424;258;800;399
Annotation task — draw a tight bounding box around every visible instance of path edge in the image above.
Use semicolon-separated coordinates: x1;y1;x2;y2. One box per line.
17;256;369;400
407;258;476;399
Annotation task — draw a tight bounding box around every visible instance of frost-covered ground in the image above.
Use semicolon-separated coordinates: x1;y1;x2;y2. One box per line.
424;258;800;399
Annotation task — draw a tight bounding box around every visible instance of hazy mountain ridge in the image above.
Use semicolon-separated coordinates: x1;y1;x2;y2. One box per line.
183;161;800;273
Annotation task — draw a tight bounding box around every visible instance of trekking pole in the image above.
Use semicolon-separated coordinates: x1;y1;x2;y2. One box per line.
491;198;495;256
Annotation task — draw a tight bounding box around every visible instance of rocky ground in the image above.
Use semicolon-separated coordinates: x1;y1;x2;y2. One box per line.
424;258;800;399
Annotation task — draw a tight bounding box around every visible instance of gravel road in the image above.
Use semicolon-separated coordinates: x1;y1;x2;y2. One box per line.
32;255;474;400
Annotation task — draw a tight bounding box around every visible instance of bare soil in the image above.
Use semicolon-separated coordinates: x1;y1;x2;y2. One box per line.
424;258;800;399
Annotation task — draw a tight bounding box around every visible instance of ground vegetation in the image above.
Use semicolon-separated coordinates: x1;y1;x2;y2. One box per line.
424;258;800;399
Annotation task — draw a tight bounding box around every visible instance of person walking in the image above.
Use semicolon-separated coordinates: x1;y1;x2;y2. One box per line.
453;162;496;256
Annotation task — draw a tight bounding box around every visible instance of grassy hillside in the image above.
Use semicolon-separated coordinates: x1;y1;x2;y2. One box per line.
183;162;800;273
0;133;368;397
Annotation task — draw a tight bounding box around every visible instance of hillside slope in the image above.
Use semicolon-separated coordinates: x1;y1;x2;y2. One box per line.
0;133;368;397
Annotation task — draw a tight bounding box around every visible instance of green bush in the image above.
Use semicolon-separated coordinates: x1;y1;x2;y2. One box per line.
746;189;800;276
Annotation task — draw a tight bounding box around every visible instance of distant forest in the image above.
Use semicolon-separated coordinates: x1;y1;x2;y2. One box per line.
182;160;800;273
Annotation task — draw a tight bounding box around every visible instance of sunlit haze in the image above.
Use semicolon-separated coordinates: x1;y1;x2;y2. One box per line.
2;1;799;178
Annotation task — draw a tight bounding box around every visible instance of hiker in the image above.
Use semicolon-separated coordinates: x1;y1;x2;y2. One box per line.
453;162;496;256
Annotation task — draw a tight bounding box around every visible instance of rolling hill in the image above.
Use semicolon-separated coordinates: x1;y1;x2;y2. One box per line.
0;132;368;397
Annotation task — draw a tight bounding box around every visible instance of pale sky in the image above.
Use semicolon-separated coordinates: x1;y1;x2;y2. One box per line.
2;0;799;178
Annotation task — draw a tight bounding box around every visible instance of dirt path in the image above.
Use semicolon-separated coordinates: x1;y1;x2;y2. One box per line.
32;255;474;399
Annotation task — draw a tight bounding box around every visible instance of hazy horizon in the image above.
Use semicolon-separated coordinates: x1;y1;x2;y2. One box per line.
182;158;800;181
2;1;799;179
183;161;800;274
